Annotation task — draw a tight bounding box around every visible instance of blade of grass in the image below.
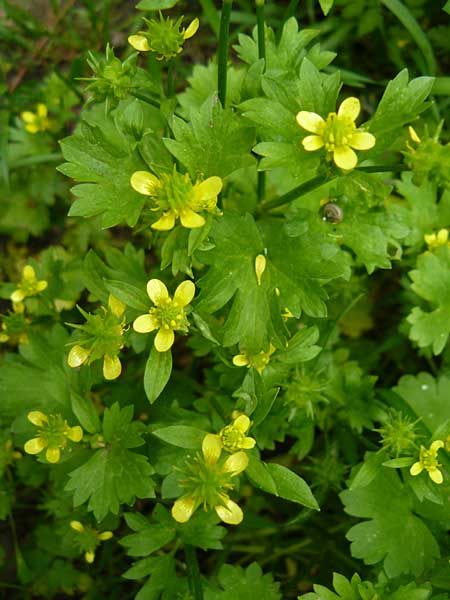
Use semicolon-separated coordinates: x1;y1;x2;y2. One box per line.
199;0;220;36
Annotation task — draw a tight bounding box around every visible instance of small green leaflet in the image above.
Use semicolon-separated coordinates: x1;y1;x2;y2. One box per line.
341;469;439;577
144;347;172;404
58;120;146;228
65;404;155;521
204;563;281;600
407;246;450;354
136;0;179;9
319;0;334;16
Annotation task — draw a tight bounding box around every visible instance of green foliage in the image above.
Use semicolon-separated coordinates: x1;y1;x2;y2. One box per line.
204;563;281;600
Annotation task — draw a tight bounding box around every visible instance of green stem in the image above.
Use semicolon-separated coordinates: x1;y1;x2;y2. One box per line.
217;0;233;107
185;545;203;600
256;0;266;204
167;61;175;98
103;0;110;46
260;173;330;212
199;0;220;36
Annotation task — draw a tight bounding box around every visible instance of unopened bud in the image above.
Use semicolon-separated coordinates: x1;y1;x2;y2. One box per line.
255;254;266;286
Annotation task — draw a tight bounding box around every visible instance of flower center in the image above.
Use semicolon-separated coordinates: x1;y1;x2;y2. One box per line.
322;113;356;152
179;456;234;509
151;299;188;331
420;448;439;469
220;426;246;452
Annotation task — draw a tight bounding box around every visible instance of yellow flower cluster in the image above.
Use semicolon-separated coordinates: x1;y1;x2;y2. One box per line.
70;521;113;564
410;440;444;484
296;97;375;170
233;344;276;374
20;104;50;134
130;170;222;231
128;15;199;60
10;265;48;303
133;279;195;352
24;411;83;463
424;229;450;251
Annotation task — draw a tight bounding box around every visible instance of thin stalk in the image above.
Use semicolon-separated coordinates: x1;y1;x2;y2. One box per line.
185;545;203;600
217;0;233;107
260;173;330;212
256;0;266;204
103;0;110;46
199;0;220;36
166;61;175;98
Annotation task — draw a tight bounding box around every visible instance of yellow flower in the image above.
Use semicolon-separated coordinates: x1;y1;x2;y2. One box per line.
10;265;48;303
0;301;29;345
218;414;256;453
424;229;450;251
133;279;195;352
128;15;199;60
67;294;126;380
296;97;376;170
24;411;83;463
70;521;113;564
410;440;445;484
171;434;248;525
20;104;50;134
131;170;222;231
233;344;276;374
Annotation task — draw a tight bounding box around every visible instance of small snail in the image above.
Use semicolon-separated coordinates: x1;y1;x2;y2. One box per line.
322;203;343;224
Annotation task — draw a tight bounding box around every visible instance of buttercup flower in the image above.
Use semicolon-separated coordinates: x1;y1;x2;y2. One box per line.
424;229;450;251
133;279;195;352
0;301;29;345
67;294;126;380
10;265;48;303
296;97;375;170
171;434;248;525
233;344;276;374
128;14;199;60
410;440;445;484
70;521;113;564
217;414;256;453
130;169;222;231
24;411;83;463
20;103;50;134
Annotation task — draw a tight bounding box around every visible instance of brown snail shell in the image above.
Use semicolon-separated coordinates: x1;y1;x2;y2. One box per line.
322;203;343;224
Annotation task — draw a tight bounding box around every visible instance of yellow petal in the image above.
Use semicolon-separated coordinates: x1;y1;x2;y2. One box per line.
151;211;177;231
23;265;36;281
242;437;256;449
133;313;158;333
68;345;90;368
202;434;222;464
233;354;249;367
223;450;249;476
193;176;223;205
429;468;443;484
25;123;39;134
27;411;48;426
408;126;421;143
37;104;48;118
128;34;151;51
302;135;324;151
233;414;250;434
255;254;266;286
130;171;160;195
173;280;195;307
180;208;205;229
154;328;175;352
296;111;325;134
350;131;376;150
36;280;48;292
215;497;243;525
70;520;84;532
46;446;61;463
108;294;126;317
183;17;199;39
10;289;25;303
172;496;196;523
85;550;95;564
430;439;445;453
437;229;449;244
333;146;357;170
21;111;36;124
424;233;436;246
147;279;169;305
68;425;83;443
103;355;122;380
410;461;424;476
24;437;46;455
338;97;360;121
98;531;113;541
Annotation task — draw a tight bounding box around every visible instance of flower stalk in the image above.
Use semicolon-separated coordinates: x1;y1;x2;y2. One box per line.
218;0;233;107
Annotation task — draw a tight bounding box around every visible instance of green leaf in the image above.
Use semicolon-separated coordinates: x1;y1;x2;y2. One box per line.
136;0;179;9
445;0;450;15
152;425;206;449
204;563;282;600
70;392;100;434
104;280;149;311
58;120;146;228
341;469;439;577
319;0;334;15
178;511;227;550
121;512;176;557
407;246;450;354
266;463;319;510
278;326;321;364
163;95;256;178
144;347;172;404
65;404;155;520
246;453;278;496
